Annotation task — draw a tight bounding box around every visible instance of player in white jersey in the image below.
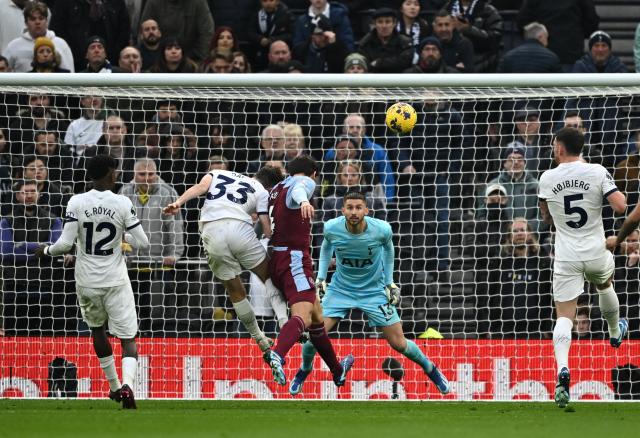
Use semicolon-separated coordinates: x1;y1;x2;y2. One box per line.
538;127;628;408
163;166;289;353
36;155;150;409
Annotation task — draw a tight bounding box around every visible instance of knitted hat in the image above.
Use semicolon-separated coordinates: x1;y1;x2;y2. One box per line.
344;53;368;72
33;36;55;54
418;36;442;53
85;35;107;52
589;30;612;49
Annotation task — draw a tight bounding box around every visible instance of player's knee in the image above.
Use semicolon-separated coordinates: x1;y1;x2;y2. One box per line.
595;276;613;290
120;338;138;358
386;333;406;352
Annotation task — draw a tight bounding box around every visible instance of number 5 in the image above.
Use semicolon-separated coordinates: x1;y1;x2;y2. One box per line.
564;194;588;229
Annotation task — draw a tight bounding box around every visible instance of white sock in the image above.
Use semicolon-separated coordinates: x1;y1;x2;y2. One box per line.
232;298;267;341
265;278;289;328
598;285;621;338
553;317;573;374
121;357;137;389
98;355;121;392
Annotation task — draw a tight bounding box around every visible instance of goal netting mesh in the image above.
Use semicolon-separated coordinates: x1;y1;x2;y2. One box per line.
1;78;640;400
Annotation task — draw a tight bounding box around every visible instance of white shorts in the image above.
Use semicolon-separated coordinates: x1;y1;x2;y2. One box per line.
200;219;266;281
76;283;138;338
553;251;615;302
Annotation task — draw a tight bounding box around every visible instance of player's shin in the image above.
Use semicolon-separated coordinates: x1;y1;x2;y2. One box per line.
274;315;306;358
308;323;341;375
301;340;317;372
232;298;270;350
598;285;621;338
98;355;122;392
265;278;289;328
553;317;573;373
402;340;434;374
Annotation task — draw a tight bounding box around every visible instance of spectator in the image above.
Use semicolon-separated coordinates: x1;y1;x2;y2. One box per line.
28;36;70;73
247;124;286;174
614;131;640;207
497;22;561;73
3;1;74;72
573;306;594;339
510;105;551;177
396;0;431;64
404;36;458;73
32;130;74;185
148;37;198;73
293;0;355;53
137;100;198;158
20;155;72;217
517;0;599;70
635;23;640;73
487;217;553;338
261;39;292;72
64;96;110;164
572;31;628;73
50;0;130;73
343;52;367;73
9;93;68;157
431;9;474;72
247;0;294;71
0;55;10;72
483;145;540;230
613;230;640;338
445;0;503;72
357;7;414;73
293;15;349;73
0;0;32;54
141;0;214;63
232;51;252;73
137;18;162;71
118;46;142;73
201;50;234;73
282;123;308;160
155;126;203;194
207;26;239;59
0;128;12;195
326;114;396;200
119;158;184;334
320;159;387;222
80;36;124;73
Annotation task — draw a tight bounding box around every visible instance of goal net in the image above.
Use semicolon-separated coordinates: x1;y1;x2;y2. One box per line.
1;74;640;401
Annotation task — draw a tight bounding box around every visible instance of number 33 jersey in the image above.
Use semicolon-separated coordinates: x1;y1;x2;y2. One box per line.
65;190;141;287
200;170;269;225
539;161;618;262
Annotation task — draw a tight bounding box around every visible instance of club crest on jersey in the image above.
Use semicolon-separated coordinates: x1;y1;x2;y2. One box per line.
341;257;373;268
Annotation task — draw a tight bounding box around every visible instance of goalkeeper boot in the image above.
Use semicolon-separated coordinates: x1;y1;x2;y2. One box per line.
266;350;286;386
610;318;629;348
427;365;451;395
333;354;355;387
554;367;570;408
120;384;137;410
289;368;312;396
108;389;122;403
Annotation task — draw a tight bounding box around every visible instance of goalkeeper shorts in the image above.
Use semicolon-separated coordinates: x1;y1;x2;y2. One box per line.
322;287;400;328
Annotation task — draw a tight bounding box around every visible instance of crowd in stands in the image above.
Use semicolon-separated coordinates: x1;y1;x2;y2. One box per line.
1;0;640;340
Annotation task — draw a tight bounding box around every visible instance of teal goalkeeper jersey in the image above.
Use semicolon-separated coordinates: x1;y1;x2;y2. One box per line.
318;216;394;294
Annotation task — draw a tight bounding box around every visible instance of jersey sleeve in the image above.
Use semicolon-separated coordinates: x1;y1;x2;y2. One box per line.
122;196;141;231
286;176;316;209
538;172;551;201
256;187;269;215
48;197;79;256
601;167;618;197
381;222;394;285
317;223;334;281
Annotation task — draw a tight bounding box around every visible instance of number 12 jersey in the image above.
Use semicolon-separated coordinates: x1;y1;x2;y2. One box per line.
539;161;618;262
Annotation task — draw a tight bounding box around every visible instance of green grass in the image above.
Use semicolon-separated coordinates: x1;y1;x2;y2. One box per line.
1;400;639;438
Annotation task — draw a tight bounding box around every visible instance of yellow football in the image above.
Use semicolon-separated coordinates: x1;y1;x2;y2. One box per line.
385;102;417;135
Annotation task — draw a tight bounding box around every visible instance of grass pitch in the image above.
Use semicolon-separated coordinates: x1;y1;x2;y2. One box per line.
1;400;638;438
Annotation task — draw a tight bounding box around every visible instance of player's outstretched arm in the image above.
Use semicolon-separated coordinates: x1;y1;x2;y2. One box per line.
163;173;213;215
124;225;150;250
316;237;333;299
382;225;400;306
539;200;553;226
607;190;627;215
611;203;640;249
36;218;79;258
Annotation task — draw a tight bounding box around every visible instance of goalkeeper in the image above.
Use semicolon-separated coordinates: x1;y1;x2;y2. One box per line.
289;191;450;396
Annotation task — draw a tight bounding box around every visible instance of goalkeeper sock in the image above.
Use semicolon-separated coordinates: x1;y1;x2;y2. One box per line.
402;340;434;374
553;317;573;374
300;341;317;372
232;299;267;343
598;285;621;338
265;279;289;328
122;356;137;389
308;323;341;375
98;355;121;392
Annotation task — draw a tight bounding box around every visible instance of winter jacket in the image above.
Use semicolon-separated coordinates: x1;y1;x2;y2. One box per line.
440;31;475;72
404;60;459;73
3;30;75;72
498;39;562;73
50;0;130;72
247;3;295;48
571;53;629;73
293;2;355;52
357;31;414;73
293;38;349;73
484;170;539;225
119;178;184;260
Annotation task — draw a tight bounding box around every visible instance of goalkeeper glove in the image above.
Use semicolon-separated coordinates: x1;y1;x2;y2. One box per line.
385;283;401;306
315;279;327;301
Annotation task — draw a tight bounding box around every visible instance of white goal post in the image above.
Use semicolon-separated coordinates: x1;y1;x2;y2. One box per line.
1;73;639;401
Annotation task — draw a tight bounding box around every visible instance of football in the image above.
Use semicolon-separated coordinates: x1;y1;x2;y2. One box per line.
385;102;417;135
